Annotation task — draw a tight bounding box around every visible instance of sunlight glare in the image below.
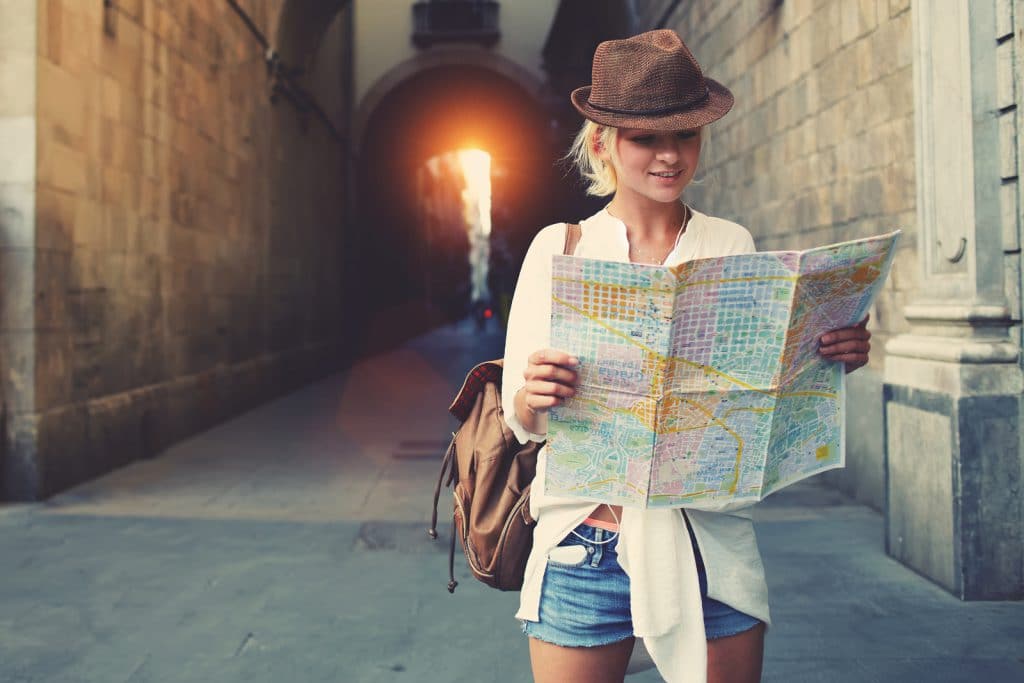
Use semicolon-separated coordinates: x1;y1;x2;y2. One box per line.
457;148;492;236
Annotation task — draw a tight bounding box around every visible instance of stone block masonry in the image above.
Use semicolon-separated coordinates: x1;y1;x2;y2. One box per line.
0;0;353;499
0;0;41;499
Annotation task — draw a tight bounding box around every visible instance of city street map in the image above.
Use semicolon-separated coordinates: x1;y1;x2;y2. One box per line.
545;230;901;509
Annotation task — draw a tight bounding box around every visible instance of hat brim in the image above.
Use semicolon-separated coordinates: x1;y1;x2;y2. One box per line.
570;78;734;130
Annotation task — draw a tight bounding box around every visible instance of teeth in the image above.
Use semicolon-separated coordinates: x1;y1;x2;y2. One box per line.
653;172;679;177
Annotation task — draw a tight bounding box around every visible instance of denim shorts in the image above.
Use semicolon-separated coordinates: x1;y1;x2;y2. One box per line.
521;523;762;647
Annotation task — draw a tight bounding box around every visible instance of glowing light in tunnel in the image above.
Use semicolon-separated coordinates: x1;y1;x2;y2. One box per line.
417;147;494;311
457;148;492;305
457;148;491;237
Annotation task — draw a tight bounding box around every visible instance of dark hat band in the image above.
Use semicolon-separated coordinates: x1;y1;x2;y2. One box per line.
586;88;710;118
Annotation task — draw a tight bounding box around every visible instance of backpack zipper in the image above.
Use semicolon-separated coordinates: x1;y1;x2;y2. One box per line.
453;488;532;581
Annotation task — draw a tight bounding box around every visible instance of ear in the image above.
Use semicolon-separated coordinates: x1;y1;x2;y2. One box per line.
593;128;611;162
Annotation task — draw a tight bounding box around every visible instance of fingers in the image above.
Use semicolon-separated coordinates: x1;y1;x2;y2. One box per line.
522;349;581;411
819;338;871;356
819;326;871;354
527;348;579;368
819;324;872;373
524;363;578;385
523;381;576;411
524;349;580;383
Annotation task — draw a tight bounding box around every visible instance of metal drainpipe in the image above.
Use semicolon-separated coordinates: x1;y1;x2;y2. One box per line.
224;0;346;144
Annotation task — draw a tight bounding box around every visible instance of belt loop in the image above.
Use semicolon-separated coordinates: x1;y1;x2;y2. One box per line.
591;528;603;567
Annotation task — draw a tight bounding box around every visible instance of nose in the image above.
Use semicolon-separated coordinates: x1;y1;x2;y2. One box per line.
655;136;681;162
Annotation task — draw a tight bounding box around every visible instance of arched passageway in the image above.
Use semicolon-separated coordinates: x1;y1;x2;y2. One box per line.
352;64;593;340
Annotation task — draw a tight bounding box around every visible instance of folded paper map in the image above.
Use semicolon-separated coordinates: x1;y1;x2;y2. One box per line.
545;230;901;509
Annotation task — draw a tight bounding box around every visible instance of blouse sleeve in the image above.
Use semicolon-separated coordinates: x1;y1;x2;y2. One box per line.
501;224;567;445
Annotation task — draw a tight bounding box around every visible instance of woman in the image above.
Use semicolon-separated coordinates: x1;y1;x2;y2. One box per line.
501;30;870;683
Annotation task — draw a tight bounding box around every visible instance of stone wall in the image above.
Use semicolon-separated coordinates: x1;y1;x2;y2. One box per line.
636;0;917;510
0;0;351;500
1013;1;1024;591
1005;0;1023;359
0;0;40;500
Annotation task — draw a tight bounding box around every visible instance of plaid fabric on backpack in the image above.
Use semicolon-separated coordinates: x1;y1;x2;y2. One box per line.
428;224;581;592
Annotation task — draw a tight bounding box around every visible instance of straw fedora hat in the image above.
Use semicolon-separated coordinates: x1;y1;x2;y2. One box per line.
571;29;734;131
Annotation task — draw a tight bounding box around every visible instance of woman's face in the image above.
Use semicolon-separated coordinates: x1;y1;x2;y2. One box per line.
601;127;702;205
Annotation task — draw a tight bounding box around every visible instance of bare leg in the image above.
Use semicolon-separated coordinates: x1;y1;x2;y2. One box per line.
529;636;635;683
707;622;766;683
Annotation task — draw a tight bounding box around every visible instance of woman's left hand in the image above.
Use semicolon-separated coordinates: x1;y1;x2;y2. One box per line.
818;315;871;373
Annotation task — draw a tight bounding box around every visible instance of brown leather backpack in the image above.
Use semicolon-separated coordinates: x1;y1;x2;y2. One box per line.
428;224;581;592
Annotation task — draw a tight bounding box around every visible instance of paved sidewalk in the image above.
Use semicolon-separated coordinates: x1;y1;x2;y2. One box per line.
1;321;1021;682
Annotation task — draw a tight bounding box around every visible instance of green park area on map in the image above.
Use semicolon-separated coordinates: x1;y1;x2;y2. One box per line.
545;230;901;509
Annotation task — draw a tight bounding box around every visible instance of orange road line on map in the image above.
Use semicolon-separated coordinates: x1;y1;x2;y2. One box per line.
551;274;799;294
664;259;883;293
574;397;657;429
575;398;820;436
551;275;672;294
671;275;798;291
723;406;775;418
564;478;647;496
649;483;761;501
659;405;775;434
650;489;720;500
552;295;839;400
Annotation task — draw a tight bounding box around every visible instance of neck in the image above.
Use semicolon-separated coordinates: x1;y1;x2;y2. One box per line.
606;195;689;240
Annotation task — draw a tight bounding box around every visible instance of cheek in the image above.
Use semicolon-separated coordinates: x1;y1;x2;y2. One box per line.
616;146;650;171
683;142;702;167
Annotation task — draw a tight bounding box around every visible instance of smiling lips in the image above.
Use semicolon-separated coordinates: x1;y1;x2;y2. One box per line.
650;170;683;180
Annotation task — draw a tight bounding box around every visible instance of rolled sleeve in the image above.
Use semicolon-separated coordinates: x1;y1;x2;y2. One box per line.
501;224;565;444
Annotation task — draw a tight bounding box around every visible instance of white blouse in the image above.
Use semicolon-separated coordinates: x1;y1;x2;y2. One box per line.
502;207;771;683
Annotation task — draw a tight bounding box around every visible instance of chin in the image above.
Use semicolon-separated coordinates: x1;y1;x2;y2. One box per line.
649;191;686;204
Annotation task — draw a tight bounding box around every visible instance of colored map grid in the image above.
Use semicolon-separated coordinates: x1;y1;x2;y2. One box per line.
545;231;900;509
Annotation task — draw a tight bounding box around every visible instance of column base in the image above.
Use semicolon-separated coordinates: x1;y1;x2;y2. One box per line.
884;340;1023;600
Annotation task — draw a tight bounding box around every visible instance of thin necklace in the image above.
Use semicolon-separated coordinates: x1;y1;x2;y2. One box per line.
628;204;691;264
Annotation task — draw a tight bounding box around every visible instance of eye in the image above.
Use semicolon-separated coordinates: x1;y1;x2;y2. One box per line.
677;130;698;140
630;135;655;145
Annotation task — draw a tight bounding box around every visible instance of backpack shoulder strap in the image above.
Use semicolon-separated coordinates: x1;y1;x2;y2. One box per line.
563;223;581;256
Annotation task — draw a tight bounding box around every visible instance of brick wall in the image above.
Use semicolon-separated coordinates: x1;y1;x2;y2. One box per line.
0;0;352;499
635;0;918;508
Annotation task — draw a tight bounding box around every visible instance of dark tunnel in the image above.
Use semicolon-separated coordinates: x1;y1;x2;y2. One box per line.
352;63;603;341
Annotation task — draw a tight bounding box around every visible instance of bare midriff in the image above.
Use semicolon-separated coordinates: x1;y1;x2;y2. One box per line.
587;503;622;526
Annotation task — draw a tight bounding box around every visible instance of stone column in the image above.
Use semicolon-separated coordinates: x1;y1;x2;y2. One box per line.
883;0;1023;599
0;0;39;500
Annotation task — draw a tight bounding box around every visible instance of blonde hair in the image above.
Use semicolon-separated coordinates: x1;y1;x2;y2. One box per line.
567;121;710;197
567;121;620;197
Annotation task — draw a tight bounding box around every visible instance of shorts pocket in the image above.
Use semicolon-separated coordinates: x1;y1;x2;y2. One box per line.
547;544;589;567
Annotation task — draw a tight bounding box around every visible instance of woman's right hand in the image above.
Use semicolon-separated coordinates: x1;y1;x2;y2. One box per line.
514;349;579;433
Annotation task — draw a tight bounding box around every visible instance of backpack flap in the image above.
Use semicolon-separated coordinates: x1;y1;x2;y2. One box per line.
448;360;504;422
